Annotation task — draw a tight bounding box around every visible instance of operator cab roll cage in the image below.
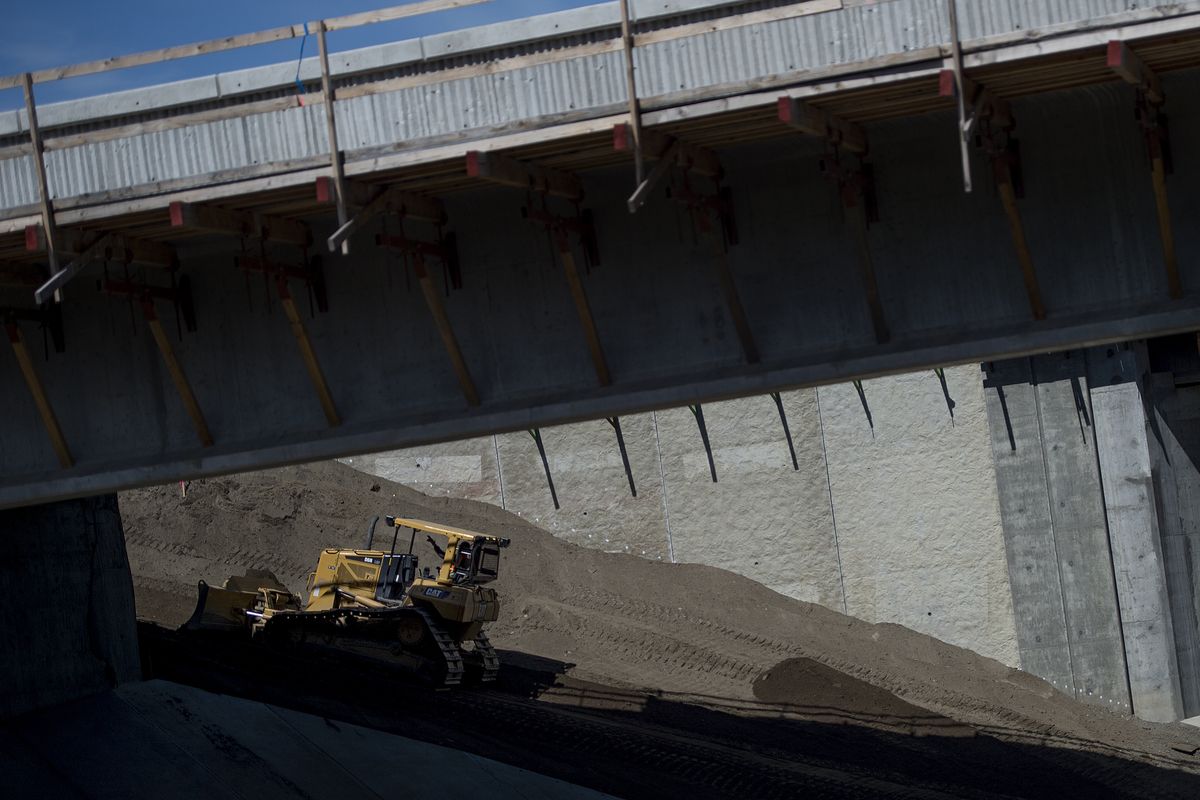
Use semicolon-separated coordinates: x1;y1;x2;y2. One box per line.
367;515;509;591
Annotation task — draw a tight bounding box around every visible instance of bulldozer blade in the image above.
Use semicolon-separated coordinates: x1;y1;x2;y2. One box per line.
182;580;257;633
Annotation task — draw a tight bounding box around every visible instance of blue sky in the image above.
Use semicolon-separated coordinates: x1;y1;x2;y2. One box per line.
1;0;597;109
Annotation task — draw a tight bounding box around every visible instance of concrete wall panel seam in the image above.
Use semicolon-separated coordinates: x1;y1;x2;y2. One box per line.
815;386;849;614
1032;359;1082;697
652;410;676;564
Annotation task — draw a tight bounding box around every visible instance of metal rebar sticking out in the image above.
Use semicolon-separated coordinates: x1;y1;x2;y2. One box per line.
947;0;973;192
619;0;644;187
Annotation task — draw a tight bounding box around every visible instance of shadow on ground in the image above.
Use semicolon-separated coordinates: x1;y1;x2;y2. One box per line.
136;622;1200;799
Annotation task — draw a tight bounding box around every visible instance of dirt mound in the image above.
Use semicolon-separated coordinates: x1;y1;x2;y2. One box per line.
120;461;1200;784
752;657;973;737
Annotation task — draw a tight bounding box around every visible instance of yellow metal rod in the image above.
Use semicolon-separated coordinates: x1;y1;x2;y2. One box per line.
559;247;612;386
996;173;1045;320
279;290;341;427
7;324;72;467
707;229;760;364
1151;155;1181;299
144;310;214;447
846;201;890;344
415;266;481;407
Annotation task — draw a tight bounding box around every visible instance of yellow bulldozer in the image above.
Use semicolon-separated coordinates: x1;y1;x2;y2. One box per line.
184;516;510;686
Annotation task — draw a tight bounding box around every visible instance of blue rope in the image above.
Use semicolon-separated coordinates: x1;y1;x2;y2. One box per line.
294;22;310;103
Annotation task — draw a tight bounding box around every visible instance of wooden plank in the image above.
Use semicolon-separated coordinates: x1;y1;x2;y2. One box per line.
559;247;611;386
995;169;1046;320
26;225;176;268
142;303;213;447
317;21;350;256
0;141;33;163
277;282;341;427
6;322;73;467
412;259;480;406
465;151;583;201
1107;40;1164;103
0;0;489;89
322;0;489;31
169;201;310;247
335;0;841;104
42;95;317;154
0;0;837;93
11;112;611;229
776;96;868;153
21;73;60;282
616;125;723;178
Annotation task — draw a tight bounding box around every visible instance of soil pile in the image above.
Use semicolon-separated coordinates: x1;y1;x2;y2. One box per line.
121;461;1200;788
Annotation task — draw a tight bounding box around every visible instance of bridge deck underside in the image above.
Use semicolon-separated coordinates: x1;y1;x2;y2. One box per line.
1;14;1200;507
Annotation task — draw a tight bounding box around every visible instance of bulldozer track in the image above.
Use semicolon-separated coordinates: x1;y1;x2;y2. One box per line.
413;606;465;686
473;630;500;683
262;604;465;687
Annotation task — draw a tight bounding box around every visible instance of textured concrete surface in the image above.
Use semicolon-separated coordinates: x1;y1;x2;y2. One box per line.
983;353;1131;711
493;415;671;561
0;681;613;800
1088;346;1184;723
0;494;139;717
1151;376;1200;717
343;435;503;506
655;392;843;609
818;366;1018;665
984;357;1076;692
352;366;1017;666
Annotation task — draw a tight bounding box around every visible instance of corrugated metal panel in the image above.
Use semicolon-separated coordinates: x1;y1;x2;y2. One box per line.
0;155;37;209
1;0;1193;210
633;0;947;98
957;0;1184;40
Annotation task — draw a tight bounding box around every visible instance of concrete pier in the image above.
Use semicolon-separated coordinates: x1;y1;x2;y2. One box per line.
1086;345;1185;722
0;494;139;717
982;353;1132;711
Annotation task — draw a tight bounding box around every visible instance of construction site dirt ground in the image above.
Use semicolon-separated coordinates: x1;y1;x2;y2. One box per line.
123;461;1200;798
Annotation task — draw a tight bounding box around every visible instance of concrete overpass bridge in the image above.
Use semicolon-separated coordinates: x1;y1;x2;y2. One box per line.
2;0;1200;508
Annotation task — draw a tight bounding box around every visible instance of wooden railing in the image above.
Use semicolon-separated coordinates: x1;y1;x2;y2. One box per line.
2;0;488;297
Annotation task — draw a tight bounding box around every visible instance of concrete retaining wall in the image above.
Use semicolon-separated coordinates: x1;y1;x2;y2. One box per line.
0;494;139;717
345;362;1020;667
1150;374;1200;717
350;345;1200;722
